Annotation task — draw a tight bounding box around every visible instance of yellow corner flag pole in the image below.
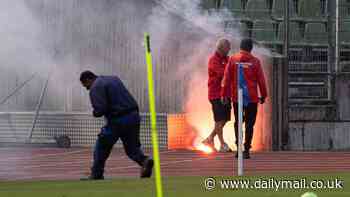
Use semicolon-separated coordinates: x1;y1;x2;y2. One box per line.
144;32;163;197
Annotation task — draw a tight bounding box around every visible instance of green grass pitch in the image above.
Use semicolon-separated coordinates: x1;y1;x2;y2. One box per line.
0;173;348;197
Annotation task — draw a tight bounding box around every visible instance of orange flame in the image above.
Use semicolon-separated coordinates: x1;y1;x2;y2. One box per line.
184;72;236;151
167;56;272;152
195;143;214;154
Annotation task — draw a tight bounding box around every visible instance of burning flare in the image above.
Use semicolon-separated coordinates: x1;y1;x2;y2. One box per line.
195;143;214;154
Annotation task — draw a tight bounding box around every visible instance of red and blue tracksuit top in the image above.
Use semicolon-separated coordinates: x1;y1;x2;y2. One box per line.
221;50;268;106
208;52;229;100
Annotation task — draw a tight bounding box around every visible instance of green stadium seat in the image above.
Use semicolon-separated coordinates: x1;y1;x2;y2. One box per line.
201;0;218;10
277;22;303;44
221;0;242;9
252;21;277;42
304;23;328;45
298;0;322;18
340;0;350;19
272;0;296;19
340;21;350;45
221;0;244;17
246;0;271;19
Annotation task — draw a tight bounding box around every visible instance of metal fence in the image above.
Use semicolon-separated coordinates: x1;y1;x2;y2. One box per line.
0;112;168;148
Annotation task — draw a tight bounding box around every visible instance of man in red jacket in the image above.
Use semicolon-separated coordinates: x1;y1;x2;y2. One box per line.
222;38;267;159
202;38;232;152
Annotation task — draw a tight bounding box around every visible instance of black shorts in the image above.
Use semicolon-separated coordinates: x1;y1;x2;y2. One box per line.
210;99;231;122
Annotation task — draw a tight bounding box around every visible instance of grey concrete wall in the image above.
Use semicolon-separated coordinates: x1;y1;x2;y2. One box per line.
288;75;350;151
289;122;350;151
337;76;350;120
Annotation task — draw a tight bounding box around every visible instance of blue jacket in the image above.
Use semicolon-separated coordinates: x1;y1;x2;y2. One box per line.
89;76;139;124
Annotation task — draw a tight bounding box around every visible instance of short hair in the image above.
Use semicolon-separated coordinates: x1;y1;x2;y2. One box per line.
80;70;97;82
216;38;230;51
240;38;253;52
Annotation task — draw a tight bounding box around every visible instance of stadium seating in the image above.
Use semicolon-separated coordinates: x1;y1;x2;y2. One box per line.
271;0;296;19
216;0;342;101
340;0;350;19
246;0;271;19
277;22;302;44
340;21;350;45
221;0;244;17
252;20;277;42
302;22;329;75
298;0;322;19
304;22;328;45
221;0;242;10
201;0;218;10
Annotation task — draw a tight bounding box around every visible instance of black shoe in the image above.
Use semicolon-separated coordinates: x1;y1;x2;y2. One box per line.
140;158;154;178
243;151;250;159
80;175;104;181
235;151;250;159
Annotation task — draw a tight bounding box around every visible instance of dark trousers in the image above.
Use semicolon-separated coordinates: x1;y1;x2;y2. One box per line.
233;102;258;151
91;121;147;178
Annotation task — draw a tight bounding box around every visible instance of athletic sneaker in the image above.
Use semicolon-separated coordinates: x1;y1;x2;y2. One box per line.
219;143;232;152
140;157;154;178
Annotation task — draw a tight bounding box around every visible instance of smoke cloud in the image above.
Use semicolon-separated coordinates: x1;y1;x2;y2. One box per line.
0;0;270;149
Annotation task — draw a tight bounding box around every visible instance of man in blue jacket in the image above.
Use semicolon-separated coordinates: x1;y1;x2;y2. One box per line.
80;70;153;180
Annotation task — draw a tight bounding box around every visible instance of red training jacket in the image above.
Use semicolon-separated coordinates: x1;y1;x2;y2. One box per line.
221;50;268;103
208;52;229;100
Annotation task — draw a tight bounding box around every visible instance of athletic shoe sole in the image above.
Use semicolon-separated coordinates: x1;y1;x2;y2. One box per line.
141;158;154;178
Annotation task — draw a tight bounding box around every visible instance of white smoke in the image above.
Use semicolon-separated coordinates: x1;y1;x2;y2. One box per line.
0;0;51;72
147;0;271;150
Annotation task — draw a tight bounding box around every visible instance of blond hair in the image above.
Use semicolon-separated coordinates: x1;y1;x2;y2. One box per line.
216;38;230;51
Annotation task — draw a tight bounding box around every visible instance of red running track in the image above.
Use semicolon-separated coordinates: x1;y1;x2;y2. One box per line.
0;147;350;181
